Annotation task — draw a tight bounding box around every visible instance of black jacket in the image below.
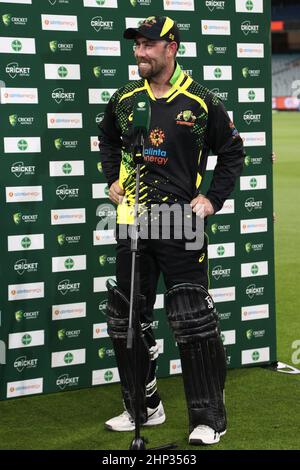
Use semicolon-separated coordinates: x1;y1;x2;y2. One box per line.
98;63;244;220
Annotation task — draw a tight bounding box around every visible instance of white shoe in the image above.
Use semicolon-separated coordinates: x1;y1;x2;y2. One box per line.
105;401;166;432
189;425;227;445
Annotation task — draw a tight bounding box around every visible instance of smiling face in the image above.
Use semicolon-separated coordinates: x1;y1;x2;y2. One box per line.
134;35;176;80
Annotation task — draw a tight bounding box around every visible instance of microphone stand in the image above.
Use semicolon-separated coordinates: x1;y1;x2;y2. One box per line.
126;130;177;452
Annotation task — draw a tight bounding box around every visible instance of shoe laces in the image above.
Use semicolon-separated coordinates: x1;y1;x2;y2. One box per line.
195;425;218;436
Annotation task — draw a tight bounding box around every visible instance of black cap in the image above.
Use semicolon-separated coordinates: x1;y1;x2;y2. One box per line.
124;16;180;48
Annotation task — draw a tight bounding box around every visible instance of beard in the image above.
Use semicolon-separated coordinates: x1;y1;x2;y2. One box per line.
137;60;164;79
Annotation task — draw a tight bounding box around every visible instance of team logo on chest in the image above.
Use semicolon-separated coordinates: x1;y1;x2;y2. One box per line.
149;128;165;147
175;110;196;127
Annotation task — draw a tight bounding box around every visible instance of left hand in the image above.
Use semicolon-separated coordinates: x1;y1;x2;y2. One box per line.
190;194;215;218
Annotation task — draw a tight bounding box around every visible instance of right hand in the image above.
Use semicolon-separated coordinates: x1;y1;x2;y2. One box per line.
109;180;125;205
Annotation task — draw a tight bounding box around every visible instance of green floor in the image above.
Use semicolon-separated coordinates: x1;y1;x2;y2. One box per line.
0;112;299;450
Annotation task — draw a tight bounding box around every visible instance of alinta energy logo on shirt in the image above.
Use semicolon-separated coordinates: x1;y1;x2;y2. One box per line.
143;128;168;166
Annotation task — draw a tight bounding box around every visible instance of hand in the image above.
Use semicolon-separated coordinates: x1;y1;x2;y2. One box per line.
109;180;125;205
190;194;215;218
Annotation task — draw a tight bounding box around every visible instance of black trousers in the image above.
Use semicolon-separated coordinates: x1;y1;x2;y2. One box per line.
116;224;208;323
114;222;208;409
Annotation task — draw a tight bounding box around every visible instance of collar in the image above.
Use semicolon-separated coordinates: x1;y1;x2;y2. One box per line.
169;62;183;86
144;62;185;100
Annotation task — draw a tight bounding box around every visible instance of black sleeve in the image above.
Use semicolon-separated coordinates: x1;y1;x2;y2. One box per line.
98;94;122;188
205;96;245;213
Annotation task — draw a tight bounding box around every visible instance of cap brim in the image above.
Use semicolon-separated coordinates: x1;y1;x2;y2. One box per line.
123;28;139;39
123;27;155;40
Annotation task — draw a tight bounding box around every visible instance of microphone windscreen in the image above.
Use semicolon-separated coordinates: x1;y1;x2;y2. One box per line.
132;92;151;137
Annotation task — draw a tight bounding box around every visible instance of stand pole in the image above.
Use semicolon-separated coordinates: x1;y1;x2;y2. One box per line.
127;133;177;451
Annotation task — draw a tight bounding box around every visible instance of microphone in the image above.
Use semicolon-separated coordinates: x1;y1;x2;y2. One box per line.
132;92;151;164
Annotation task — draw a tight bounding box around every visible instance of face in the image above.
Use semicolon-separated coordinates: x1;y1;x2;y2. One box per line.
134;36;171;79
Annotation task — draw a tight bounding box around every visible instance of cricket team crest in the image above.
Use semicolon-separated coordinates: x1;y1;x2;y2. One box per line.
175;110;196;127
142;16;157;28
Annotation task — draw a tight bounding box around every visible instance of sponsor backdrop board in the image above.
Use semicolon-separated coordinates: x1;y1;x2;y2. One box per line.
0;0;275;400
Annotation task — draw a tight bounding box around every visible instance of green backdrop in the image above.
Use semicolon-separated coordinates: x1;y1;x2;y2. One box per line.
0;0;275;400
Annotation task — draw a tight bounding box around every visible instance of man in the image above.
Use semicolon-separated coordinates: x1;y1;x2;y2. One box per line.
98;16;244;445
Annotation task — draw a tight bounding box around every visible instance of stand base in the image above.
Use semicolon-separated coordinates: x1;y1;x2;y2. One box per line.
262;361;300;374
129;437;147;450
129;436;177;451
